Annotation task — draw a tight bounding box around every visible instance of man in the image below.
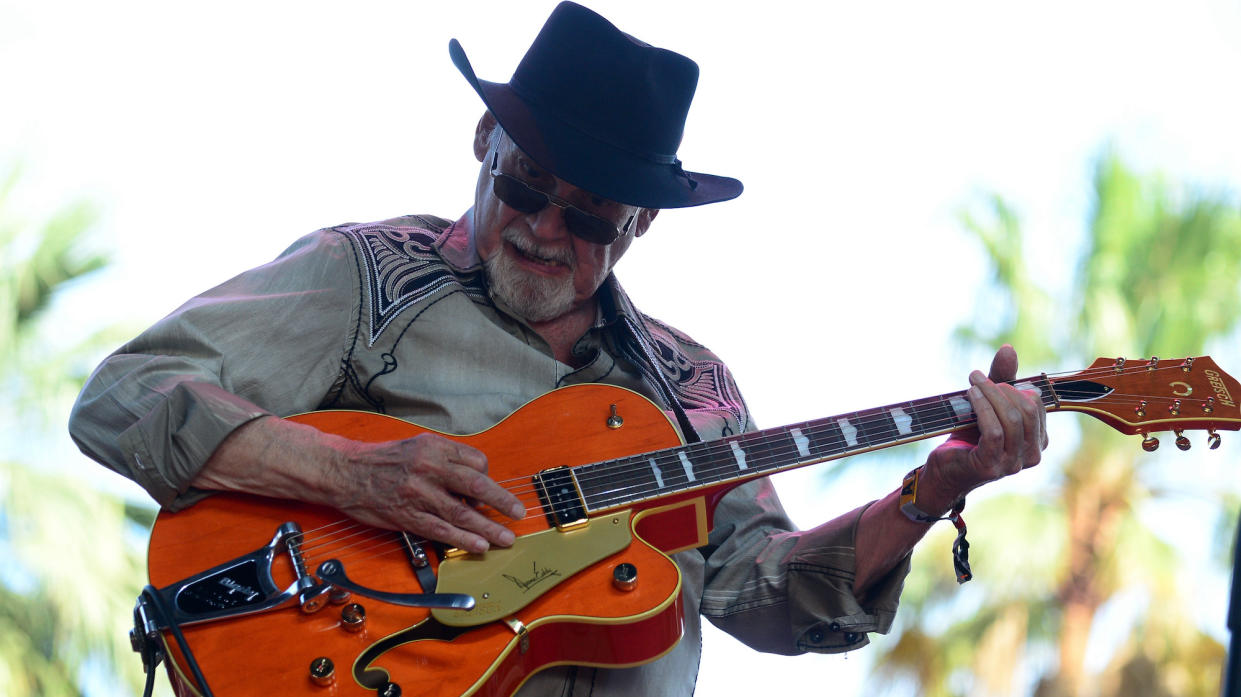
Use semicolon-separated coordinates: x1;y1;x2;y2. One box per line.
69;3;1046;695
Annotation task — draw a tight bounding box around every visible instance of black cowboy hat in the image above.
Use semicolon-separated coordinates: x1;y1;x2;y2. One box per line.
449;1;743;209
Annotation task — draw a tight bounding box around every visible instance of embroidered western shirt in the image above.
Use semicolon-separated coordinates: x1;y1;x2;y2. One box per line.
69;213;908;696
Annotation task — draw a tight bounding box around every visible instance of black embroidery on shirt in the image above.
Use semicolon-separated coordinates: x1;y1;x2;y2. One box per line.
628;312;750;437
333;223;485;347
328;360;386;413
320;235;372;411
360;352;399;411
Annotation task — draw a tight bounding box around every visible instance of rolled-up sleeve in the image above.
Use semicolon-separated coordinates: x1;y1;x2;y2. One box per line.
698;479;908;655
68;229;361;509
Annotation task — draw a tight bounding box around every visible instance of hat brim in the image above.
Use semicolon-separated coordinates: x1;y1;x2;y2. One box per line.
450;39;742;209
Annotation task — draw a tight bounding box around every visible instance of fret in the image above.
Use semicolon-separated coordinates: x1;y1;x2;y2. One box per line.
855;408;897;445
577;455;655;510
809;418;850;455
909;396;958;435
691;438;748;481
739;426;809;468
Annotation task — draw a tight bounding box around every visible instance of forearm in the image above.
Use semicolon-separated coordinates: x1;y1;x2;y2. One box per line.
192;415;349;507
852;464;963;594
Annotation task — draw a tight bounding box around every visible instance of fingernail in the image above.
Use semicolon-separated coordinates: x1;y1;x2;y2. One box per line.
510;503;526;519
969;371;986;386
498;529;515;546
471;539;489;554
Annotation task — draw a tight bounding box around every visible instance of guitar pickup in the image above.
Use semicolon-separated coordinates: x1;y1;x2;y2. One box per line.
533;466;588;530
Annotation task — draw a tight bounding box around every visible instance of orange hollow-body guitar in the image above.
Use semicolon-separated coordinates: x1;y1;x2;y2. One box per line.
149;384;703;697
141;358;1241;696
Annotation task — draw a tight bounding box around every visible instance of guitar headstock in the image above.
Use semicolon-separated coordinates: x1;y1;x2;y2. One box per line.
1047;356;1241;451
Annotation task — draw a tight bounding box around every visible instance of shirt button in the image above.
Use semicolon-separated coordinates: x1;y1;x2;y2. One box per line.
829;622;842;632
844;632;860;643
808;628;825;643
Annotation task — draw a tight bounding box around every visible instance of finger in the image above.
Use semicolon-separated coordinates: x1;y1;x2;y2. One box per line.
981;378;1028;468
1007;379;1047;466
966;374;1005;467
418;436;525;520
405;486;518;551
434;493;519;549
446;463;523;518
443;439;489;473
988;344;1018;383
404;510;496;555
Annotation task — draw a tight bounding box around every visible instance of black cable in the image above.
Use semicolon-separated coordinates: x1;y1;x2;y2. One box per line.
140;585;217;697
142;654;157;697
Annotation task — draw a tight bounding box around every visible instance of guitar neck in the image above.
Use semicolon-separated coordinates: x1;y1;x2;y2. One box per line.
574;375;1057;513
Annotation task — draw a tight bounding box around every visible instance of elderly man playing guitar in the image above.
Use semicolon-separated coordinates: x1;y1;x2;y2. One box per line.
70;3;1046;696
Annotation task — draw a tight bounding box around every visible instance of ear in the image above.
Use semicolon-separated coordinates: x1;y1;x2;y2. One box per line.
474;112;499;162
633;208;659;238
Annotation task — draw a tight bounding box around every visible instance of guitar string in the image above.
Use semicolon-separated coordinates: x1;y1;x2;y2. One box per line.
289;364;1228;559
290;381;1221;560
284;363;1230;558
290;361;1214;539
526;372;1220;507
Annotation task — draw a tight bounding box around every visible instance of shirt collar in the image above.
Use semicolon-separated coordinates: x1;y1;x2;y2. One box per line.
432;211;482;274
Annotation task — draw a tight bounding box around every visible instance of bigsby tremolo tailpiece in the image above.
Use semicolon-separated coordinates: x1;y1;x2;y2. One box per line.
129;521;474;673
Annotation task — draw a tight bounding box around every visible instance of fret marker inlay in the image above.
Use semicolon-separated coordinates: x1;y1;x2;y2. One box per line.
677;451;696;482
648;457;665;488
790;428;811;457
837;418;859;447
890;408;913;436
730;441;748;470
949;396;973;421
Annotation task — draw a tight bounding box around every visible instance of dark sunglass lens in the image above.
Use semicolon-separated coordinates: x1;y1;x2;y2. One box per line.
563;208;618;245
493;175;548;214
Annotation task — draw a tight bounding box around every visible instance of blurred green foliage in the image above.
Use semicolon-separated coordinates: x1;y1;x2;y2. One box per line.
0;164;157;696
873;150;1241;696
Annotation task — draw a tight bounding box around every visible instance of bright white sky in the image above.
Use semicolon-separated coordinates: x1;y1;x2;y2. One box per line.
4;1;1241;695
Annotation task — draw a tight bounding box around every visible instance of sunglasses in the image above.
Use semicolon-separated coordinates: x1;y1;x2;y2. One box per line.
490;151;634;245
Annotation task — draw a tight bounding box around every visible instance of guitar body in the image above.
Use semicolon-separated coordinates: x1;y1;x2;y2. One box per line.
148;385;720;697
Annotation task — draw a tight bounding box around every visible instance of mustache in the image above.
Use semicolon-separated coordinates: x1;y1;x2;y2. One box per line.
502;228;576;267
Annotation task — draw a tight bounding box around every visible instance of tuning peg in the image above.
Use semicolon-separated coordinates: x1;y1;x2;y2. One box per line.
1209;429;1222;450
1174;430;1191;451
1141;435;1160;452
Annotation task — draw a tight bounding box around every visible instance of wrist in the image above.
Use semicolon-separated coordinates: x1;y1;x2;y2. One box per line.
899;465;965;523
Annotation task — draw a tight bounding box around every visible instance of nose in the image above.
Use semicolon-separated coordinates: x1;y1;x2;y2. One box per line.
526;184;575;242
527;205;569;242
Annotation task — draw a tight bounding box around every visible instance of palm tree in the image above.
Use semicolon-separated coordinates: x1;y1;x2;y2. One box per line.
0;164;159;696
871;149;1241;696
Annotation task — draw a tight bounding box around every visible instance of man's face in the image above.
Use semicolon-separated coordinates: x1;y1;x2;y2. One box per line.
473;132;646;323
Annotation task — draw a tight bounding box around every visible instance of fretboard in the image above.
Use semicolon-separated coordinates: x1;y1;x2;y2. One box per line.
573;375;1056;512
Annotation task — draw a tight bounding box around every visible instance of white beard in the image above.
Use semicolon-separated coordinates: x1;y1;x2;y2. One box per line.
483;229;578;323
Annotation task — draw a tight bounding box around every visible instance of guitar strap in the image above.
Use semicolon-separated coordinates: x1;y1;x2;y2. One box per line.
619;314;703;445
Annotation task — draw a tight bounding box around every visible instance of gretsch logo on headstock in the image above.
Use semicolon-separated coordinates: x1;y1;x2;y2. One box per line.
1205;369;1236;408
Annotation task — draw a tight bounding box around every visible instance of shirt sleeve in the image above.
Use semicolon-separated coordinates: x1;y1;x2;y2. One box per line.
696;477;909;655
68;229;362;510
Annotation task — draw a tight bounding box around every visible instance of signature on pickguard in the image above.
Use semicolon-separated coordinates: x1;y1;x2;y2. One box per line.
503;562;561;593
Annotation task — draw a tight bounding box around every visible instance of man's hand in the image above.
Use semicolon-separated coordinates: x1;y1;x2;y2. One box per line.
326;433;526;554
195;418;526;555
918;344;1049;513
